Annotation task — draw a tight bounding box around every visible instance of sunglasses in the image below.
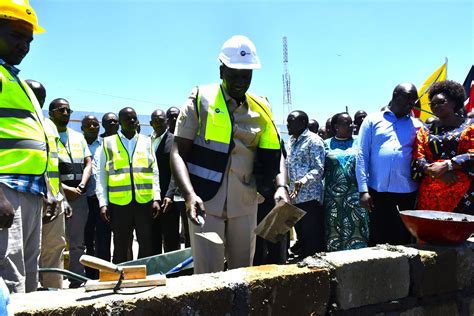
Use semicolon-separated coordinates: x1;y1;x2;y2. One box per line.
52;108;73;114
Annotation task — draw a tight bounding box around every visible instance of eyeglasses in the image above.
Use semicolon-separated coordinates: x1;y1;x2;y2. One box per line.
52;108;73;114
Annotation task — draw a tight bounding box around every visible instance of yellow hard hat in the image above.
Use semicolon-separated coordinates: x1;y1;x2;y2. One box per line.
0;0;45;34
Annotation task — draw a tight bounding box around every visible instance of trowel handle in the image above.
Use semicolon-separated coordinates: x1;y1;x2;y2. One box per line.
80;255;122;273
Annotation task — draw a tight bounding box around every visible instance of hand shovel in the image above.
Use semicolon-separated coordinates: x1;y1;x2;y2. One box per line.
194;215;223;244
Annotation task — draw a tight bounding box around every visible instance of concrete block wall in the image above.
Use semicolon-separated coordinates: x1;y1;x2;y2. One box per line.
12;239;474;315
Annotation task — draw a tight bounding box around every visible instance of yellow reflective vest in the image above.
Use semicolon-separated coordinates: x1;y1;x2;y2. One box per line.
0;65;48;175
103;134;155;206
44;118;60;197
187;83;281;201
58;128;86;187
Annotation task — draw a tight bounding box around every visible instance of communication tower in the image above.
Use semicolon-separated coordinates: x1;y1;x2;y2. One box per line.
282;36;292;121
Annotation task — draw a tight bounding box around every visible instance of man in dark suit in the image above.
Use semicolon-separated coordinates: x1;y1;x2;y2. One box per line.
150;109;180;254
167;107;190;247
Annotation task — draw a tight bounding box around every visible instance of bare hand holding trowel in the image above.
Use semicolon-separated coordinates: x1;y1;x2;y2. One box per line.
186;192;206;225
186;193;223;245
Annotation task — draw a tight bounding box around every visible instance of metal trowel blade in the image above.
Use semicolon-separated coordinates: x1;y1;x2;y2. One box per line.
194;232;223;244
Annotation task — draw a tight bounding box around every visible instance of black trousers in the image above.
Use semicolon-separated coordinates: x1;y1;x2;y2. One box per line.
110;201;154;264
151;202;181;254
254;197;288;265
294;200;325;257
84;195;112;278
368;188;417;246
177;201;191;248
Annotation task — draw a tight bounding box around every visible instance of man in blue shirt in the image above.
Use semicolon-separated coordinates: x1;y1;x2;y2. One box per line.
356;83;422;246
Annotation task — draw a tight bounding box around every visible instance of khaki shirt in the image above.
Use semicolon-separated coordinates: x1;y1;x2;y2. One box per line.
175;85;269;218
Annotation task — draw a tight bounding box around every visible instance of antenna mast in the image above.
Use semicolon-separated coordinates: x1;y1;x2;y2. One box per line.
282;36;292;123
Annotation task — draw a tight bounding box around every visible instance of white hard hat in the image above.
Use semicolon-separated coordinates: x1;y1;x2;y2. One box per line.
218;35;261;70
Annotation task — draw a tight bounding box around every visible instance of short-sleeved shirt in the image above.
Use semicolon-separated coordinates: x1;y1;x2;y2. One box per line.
174;85;268;218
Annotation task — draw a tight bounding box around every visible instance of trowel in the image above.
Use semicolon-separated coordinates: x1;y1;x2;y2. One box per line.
79;255;166;292
254;200;306;243
194;215;224;245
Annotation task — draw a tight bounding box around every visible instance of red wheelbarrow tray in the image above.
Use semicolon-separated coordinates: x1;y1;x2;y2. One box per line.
399;210;474;245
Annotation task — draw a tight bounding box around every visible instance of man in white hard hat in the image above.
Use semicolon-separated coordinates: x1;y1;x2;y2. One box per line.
171;35;289;273
0;0;49;292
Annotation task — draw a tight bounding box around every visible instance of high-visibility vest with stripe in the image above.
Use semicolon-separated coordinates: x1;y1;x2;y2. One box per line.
44;118;60;197
186;83;281;201
58;128;86;187
0;65;48;175
103;134;155;206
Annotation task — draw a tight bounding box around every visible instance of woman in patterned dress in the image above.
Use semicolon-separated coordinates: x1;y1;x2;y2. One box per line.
324;112;369;251
412;80;474;215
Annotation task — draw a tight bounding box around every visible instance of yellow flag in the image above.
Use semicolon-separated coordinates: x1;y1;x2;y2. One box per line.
417;63;447;122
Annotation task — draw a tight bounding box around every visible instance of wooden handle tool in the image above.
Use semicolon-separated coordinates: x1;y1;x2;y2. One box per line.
80;255;122;274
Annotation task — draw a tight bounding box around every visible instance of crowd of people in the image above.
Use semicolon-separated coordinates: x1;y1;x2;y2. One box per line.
285;81;473;259
0;1;473;300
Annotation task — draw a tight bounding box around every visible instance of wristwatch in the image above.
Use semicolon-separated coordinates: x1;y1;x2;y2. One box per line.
78;183;86;192
446;160;453;171
276;184;289;192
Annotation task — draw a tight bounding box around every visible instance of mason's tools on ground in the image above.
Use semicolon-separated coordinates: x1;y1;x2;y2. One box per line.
79;255;166;292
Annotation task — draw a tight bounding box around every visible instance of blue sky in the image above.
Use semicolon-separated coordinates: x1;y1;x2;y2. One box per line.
23;0;473;128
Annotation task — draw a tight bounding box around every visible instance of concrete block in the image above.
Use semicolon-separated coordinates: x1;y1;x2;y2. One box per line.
410;241;474;296
323;247;410;310
243;265;331;316
12;264;331;316
400;302;459;316
460;240;474;289
13;272;238;316
470;297;474;315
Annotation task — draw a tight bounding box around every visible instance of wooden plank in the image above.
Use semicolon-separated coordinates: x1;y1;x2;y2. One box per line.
84;274;166;292
99;265;147;281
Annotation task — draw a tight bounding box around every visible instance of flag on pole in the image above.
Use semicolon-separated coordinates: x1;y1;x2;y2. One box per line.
465;83;474;114
413;63;447;122
462;65;474;113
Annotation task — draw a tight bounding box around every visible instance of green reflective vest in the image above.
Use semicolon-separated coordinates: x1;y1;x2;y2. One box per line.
103;134;155;206
0;65;48;175
44;118;60;197
57;128;86;187
187;83;281;201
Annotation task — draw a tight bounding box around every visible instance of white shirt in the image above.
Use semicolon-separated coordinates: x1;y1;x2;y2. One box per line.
150;130;166;153
95;131;161;208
